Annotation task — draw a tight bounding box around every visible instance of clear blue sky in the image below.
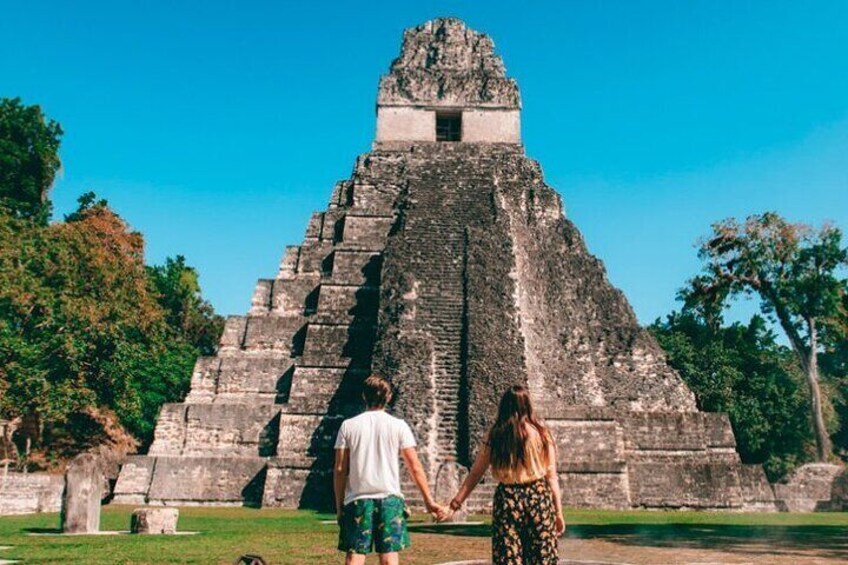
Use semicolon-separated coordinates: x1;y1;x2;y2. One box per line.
3;1;847;322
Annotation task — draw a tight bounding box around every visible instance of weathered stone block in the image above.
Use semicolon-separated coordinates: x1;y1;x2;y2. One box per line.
304;212;324;241
340;214;394;249
131;507;179;534
277;246;300;279
287;367;364;414
628;462;743;509
275;414;343;468
295;242;334;275
112;456;155;505
214;354;292;400
314;284;378;324
547;420;624;466
184;356;221;402
242;316;301;351
261;464;310;507
560;471;630;509
350;183;397;214
300;323;374;368
249;279;274;315
148;404;188;455
181;404;281;456
774;463;846;512
271;278;319;317
623;412;707;452
325;250;381;286
147;457;267;505
738;464;777;511
219;316;247;350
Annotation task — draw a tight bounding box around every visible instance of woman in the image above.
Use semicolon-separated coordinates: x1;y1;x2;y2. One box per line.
447;385;565;565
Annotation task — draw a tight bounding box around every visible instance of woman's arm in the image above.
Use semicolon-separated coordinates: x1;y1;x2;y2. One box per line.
401;446;447;518
450;440;491;510
545;435;565;534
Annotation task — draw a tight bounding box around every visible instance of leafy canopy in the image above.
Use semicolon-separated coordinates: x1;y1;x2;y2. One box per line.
0;194;222;467
0;97;63;224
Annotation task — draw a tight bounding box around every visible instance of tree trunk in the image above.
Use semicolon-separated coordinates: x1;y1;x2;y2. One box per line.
806;318;831;461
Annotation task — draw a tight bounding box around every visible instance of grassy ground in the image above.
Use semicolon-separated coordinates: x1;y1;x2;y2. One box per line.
0;506;846;564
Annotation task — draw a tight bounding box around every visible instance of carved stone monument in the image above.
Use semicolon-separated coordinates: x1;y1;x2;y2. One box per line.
115;17;777;512
61;453;102;533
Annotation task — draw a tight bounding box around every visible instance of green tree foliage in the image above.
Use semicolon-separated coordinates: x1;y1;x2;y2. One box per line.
650;312;812;481
682;212;848;461
0;194;222;467
0;100;223;467
0;98;63;224
821;291;848;459
147;255;223;356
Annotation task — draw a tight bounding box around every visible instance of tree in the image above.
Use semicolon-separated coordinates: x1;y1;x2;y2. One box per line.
147;255;223;356
0;97;63;224
682;212;848;461
0;194;221;466
821;291;848;458
650;312;812;480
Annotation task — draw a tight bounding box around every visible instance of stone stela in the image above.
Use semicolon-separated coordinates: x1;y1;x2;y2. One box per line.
113;18;778;512
61;454;102;534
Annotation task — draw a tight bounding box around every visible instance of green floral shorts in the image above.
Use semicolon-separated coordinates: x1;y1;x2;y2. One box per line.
338;495;411;555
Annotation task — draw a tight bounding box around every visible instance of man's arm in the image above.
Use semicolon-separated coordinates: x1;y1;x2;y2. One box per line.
400;447;445;517
333;447;349;520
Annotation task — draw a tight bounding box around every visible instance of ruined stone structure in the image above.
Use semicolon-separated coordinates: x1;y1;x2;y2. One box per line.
115;18;777;511
0;472;63;515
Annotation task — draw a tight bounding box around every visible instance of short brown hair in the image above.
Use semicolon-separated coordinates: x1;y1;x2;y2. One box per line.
362;375;392;408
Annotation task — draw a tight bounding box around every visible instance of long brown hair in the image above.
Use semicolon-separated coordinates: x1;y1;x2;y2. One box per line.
488;385;551;472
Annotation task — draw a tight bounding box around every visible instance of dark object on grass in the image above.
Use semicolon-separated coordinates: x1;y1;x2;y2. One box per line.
235;555;267;565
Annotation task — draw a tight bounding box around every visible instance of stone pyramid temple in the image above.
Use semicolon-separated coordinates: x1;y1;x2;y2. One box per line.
114;18;777;511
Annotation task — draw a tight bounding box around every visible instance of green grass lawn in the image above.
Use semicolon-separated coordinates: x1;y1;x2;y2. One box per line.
0;507;846;564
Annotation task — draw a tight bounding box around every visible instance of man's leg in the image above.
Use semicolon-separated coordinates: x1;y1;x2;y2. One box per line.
345;552;366;565
374;497;410;562
378;552;399;565
339;499;374;563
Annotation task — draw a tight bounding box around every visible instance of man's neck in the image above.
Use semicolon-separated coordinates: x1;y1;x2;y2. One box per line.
366;407;385;412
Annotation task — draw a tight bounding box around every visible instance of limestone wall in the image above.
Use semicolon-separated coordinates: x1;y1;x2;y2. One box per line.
462;109;520;143
376;107;434;143
0;472;63;515
375;107;520;144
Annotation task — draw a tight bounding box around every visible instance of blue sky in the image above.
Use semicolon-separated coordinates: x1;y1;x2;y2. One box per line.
3;1;847;322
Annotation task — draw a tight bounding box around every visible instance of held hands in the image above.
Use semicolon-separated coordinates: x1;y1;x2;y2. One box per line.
425;499;453;522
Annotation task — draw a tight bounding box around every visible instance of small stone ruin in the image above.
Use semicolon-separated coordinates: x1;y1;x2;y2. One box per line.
131;507;179;534
115;17;783;512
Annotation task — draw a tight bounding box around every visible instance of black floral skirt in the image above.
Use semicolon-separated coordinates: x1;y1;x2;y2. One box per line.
492;478;558;565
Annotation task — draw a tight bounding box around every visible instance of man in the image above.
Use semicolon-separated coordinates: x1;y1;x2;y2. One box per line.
334;375;447;564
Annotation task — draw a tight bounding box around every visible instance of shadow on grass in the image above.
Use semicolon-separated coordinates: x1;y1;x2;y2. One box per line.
409;523;848;561
22;527;62;534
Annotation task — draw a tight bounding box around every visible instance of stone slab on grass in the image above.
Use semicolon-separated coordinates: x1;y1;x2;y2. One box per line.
131;507;179;534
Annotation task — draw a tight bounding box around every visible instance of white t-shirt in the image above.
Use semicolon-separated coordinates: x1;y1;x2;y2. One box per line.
334;410;417;505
